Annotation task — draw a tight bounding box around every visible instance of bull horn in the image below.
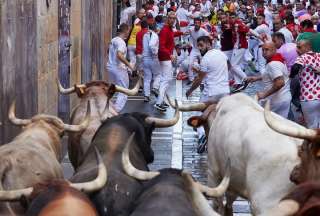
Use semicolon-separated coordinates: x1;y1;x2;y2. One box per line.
145;99;180;128
63;101;91;132
196;159;231;197
70;147;107;193
0;187;33;201
8;101;32;126
166;94;207;112
115;76;141;96
264;100;318;140
183;172;221;216
122;133;160;180
57;78;76;95
263;199;300;216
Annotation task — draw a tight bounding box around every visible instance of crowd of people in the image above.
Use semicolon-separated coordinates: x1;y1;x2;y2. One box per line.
107;0;320;152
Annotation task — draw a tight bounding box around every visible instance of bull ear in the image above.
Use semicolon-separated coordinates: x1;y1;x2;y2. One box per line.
74;84;86;97
187;116;205;128
107;84;116;98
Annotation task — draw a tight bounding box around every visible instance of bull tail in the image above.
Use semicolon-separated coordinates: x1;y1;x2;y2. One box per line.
0;160;17;216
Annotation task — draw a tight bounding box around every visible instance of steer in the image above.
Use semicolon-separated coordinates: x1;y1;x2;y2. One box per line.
70;101;180;216
0;148;106;216
57;77;141;168
122;133;230;216
168;93;304;215
0;101;90;215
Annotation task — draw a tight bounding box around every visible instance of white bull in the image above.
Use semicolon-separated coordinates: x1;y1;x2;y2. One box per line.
170;93;304;215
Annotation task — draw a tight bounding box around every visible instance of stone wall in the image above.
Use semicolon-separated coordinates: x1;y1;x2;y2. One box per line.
0;0;38;143
70;0;82;108
37;0;59;115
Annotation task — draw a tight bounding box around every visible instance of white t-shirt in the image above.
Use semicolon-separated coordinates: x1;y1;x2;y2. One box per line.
107;36;127;69
190;27;210;50
200;49;230;96
278;27;294;43
200;1;212;17
262;61;291;104
176;7;191;22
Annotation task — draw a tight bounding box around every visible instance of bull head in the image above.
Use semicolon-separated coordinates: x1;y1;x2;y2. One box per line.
122;133;230;216
122;133;230;192
0;148;107;201
57;76;141;97
8;100;91;133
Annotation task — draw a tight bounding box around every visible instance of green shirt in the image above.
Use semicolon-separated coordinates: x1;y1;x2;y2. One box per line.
296;32;320;53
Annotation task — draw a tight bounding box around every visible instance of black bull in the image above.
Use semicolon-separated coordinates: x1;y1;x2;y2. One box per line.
70;109;180;216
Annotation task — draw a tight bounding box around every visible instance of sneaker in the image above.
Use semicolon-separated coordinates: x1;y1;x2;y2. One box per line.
162;102;169;108
154;104;167;112
151;88;159;97
197;135;208;154
231;80;249;94
144;96;150;102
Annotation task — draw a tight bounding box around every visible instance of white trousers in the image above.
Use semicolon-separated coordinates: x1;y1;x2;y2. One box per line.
127;45;136;67
143;58;161;97
157;61;173;105
223;50;233;81
270;100;291;119
107;65;129;112
301;100;320;128
230;48;247;84
188;49;201;81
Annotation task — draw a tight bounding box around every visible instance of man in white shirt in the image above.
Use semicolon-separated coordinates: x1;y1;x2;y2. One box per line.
273;14;294;43
107;24;135;112
187;17;210;83
245;42;292;118
186;36;230;153
120;0;136;25
142;24;161;102
200;0;212;17
250;13;272;75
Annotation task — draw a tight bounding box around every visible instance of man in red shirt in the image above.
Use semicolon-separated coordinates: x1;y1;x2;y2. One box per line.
155;11;183;112
230;18;250;88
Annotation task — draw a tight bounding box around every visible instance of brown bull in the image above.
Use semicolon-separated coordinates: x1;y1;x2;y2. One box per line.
0;101;90;215
0;148;107;216
57;77;141;168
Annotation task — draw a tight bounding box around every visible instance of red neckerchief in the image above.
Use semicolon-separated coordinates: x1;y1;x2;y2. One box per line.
303;27;316;33
267;53;286;63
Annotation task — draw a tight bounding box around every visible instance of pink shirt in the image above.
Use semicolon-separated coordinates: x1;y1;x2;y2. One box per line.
277;43;298;73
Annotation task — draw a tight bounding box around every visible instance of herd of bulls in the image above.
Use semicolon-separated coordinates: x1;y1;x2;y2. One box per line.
0;77;319;216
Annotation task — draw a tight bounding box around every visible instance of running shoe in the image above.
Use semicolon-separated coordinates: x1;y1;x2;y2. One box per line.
151;88;159;97
154;104;167;112
197;135;208;154
144;96;150;102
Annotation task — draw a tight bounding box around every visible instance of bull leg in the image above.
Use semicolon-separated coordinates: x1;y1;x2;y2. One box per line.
225;192;237;216
208;168;224;214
